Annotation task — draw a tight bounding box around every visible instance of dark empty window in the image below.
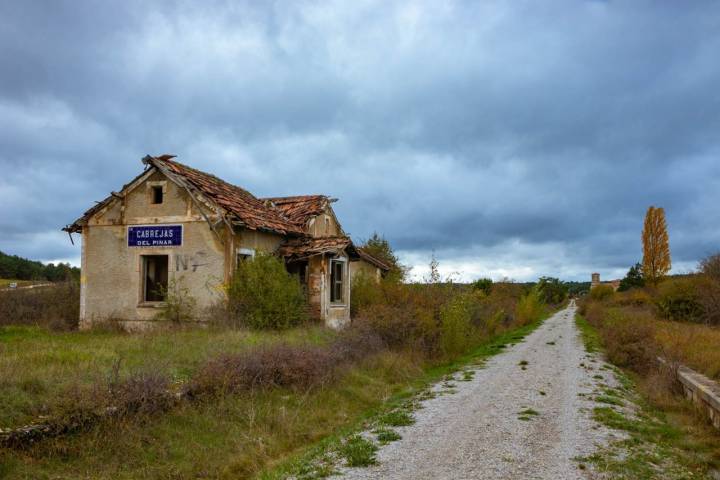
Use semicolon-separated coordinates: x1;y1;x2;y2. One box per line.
151;185;164;204
330;259;344;303
142;255;168;302
236;248;255;267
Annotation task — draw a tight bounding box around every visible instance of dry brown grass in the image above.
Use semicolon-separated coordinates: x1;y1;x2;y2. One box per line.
653;319;720;380
581;284;720;380
0;282;79;330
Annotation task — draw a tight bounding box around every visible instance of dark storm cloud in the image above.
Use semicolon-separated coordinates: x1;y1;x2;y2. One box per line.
1;1;719;280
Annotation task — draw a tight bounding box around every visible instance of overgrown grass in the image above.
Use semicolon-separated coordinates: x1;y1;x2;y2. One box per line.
1;317;548;479
581;284;720;380
653;319;720;380
0;325;334;427
0;282;79;330
0;270;552;479
575;312;720;478
338;435;378;467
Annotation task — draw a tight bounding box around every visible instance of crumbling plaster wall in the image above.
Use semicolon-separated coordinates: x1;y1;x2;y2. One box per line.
350;259;382;283
307;211;341;238
80;173;226;330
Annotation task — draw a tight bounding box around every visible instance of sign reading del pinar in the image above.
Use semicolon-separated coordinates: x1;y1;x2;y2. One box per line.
128;225;183;247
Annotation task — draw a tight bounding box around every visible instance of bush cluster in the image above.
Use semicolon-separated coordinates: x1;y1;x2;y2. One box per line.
226;253;309;329
581;299;658;374
580;278;720;382
2;370;176;449
352;280;544;360
186;327;385;397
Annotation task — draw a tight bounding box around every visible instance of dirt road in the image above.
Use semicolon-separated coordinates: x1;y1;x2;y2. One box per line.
342;302;617;479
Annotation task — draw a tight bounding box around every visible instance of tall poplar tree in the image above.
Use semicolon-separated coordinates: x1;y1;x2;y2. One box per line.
642;206;671;285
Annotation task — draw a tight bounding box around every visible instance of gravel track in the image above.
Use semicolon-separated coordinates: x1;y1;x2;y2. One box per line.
341;302;617;479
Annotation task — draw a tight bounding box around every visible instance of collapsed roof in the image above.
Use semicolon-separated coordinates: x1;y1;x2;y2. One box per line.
63;154;390;271
263;195;336;229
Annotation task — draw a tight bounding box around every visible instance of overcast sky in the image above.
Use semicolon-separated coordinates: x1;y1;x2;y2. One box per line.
1;1;719;282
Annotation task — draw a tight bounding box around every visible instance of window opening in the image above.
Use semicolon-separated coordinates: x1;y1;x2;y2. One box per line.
151;185;164;204
330;259;344;303
142;255;168;302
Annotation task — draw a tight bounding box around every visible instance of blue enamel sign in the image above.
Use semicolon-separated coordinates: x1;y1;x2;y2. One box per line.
128;225;182;247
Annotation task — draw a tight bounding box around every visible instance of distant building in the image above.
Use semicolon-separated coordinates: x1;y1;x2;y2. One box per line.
63;155;389;331
590;272;621;291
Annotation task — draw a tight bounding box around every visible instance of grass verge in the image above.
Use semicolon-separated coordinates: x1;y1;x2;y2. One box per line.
0;325;334;427
0;312;551;479
575;314;720;479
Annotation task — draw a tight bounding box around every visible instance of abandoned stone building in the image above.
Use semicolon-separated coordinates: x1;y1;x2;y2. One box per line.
63;154;389;330
590;272;621;291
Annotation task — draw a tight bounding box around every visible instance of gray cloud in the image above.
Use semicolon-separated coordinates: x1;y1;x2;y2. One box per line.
1;0;719;281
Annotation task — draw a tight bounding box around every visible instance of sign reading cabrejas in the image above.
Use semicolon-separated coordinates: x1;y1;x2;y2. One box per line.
128;225;183;247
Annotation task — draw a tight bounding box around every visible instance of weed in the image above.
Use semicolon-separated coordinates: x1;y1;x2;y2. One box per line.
379;410;415;427
546;341;556;345
518;360;529;366
373;427;401;444
595;395;624;407
338;435;378;467
518;408;539;417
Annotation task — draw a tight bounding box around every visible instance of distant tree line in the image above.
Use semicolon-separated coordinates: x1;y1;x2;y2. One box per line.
0;251;79;282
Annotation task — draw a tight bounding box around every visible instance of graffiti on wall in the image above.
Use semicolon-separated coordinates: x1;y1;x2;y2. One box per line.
175;250;215;272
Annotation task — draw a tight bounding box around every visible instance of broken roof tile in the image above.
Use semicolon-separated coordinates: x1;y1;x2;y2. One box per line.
277;236;354;260
263;195;330;227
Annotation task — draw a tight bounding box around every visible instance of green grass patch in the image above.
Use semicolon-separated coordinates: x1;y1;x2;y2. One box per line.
1;311;555;479
373;427;401;444
595;395;624;407
575;310;720;479
518;408;539;417
379;410;415;427
0;324;333;427
338;435;378;467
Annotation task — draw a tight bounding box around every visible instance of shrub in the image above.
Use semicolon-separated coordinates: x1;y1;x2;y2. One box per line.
536;277;568;305
226;253;309;329
699;252;720;282
471;278;493;295
613;288;653;307
354;302;437;354
515;286;544;325
27;369;176;446
350;271;383;317
109;371;175;417
155;277;196;323
696;253;720;325
655;277;704;323
695;275;720;325
331;323;385;363
600;308;658;374
589;284;614;301
186;343;338;396
439;292;476;358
